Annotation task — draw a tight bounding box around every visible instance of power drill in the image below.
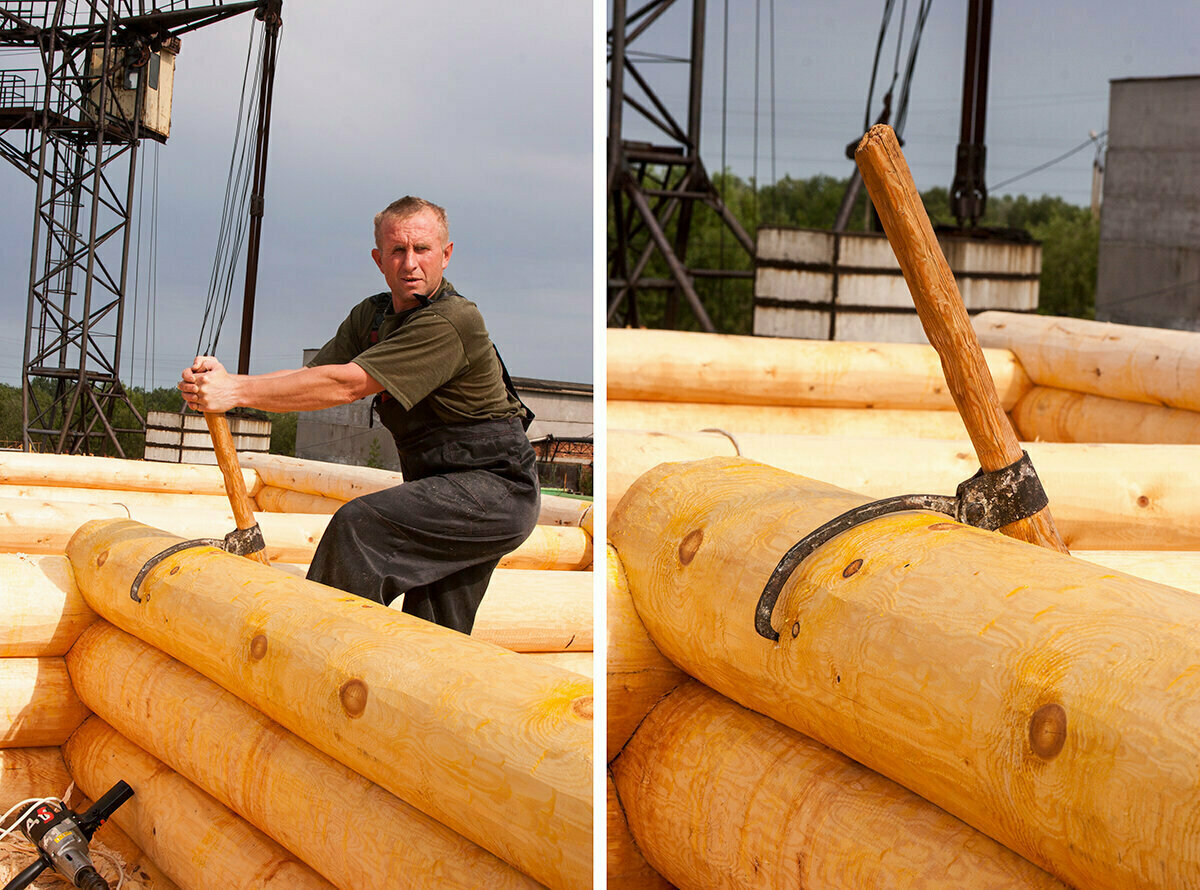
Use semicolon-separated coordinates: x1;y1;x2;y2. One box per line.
3;781;134;890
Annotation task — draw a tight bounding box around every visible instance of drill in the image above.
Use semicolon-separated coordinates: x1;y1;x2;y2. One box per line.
3;781;134;890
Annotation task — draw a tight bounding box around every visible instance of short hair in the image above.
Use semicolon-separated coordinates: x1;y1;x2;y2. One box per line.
373;196;449;246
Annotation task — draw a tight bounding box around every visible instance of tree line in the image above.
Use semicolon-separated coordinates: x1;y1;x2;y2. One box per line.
0;380;297;458
611;170;1099;333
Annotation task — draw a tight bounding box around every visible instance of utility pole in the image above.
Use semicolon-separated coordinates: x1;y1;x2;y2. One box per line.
0;0;276;455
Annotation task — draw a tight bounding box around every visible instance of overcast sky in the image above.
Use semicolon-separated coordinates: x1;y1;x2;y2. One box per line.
616;0;1199;207
2;1;1198;392
0;0;593;389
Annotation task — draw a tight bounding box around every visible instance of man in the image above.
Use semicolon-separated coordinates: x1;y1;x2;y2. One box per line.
179;196;541;634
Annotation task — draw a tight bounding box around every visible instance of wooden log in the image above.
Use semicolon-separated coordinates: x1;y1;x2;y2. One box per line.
1073;551;1200;594
608;399;971;439
613;679;1066;890
607;430;1200;550
0;483;233;511
0;451;260;496
271;565;594;653
62;716;335;889
855;124;1066;554
975;310;1200;411
607;772;674;890
0;498;589;569
67;519;593;890
242;453;590;530
1011;385;1200;444
67;621;543;889
522;652;594;677
0;555;95;656
254;485;343;514
606;544;686;763
609;456;1200;890
608;327;1031;409
468;569;593;652
240;451;402;501
0;747;71;808
0;657;89;747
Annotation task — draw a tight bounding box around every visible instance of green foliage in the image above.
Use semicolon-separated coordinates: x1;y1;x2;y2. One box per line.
611;171;1098;332
0;382;297;457
365;436;383;469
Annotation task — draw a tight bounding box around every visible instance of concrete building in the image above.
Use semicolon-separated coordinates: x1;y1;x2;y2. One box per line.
294;349;593;491
1096;75;1200;330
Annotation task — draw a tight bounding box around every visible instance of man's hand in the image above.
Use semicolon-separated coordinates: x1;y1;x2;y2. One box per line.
179;355;240;413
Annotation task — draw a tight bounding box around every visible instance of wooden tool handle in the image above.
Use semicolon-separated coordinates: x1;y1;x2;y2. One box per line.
854;124;1068;553
204;412;270;564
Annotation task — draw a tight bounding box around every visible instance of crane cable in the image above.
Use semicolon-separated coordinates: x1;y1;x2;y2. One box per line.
194;15;271;360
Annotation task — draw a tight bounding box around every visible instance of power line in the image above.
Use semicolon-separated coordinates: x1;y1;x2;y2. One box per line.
991;131;1106;191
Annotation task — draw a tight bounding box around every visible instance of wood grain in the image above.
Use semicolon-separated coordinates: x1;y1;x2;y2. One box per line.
608;430;1200;550
1011;386;1200;444
66;518;592;890
0;451;260;496
607;772;674;890
612;680;1066;890
0;657;90;747
975;310;1200;411
608;399;971;439
609;456;1200;890
0;555;96;656
67;621;542;889
607;327;1031;409
606;544;685;763
63;716;335;890
854;124;1066;553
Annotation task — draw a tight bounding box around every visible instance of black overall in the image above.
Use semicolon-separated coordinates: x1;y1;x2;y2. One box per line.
305;297;541;634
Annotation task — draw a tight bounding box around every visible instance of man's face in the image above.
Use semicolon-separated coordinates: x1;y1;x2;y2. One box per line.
372;208;454;310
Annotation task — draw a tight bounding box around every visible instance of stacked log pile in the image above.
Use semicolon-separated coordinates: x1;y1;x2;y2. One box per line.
0;450;595;887
607;316;1200;887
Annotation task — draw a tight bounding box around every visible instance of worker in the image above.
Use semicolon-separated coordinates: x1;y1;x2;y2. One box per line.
178;195;541;633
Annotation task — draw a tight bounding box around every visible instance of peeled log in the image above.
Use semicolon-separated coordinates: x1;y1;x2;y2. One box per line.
0;498;589;570
67;621;542;889
254;485;343;514
609;457;1200;890
1011;386;1200;444
0;555;95;656
67;519;592;890
63;716;334;889
1074;551;1200;595
607;430;1200;550
0;483;233;512
0;451;259;496
240;452;402;501
975;310;1200;411
608;400;970;439
0;747;71;806
468;569;593;652
612;680;1065;890
0;657;89;747
523;652;594;677
607;773;673;890
608;327;1031;409
606;544;685;763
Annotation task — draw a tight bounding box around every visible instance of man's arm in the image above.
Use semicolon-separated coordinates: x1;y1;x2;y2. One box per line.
179;356;384;413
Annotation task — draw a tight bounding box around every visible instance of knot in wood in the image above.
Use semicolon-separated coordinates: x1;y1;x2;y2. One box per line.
572;695;593;720
842;559;863;578
97;550;108;567
340;679;369;718
1029;703;1067;760
678;529;703;565
249;634;268;660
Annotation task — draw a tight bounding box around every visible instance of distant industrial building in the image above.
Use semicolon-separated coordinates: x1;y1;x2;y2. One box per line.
1096;75;1200;330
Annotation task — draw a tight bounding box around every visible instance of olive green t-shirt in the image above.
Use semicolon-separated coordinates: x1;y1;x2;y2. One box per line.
306;281;522;424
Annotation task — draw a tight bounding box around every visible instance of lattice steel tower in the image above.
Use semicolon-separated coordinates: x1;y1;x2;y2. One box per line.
0;0;278;454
